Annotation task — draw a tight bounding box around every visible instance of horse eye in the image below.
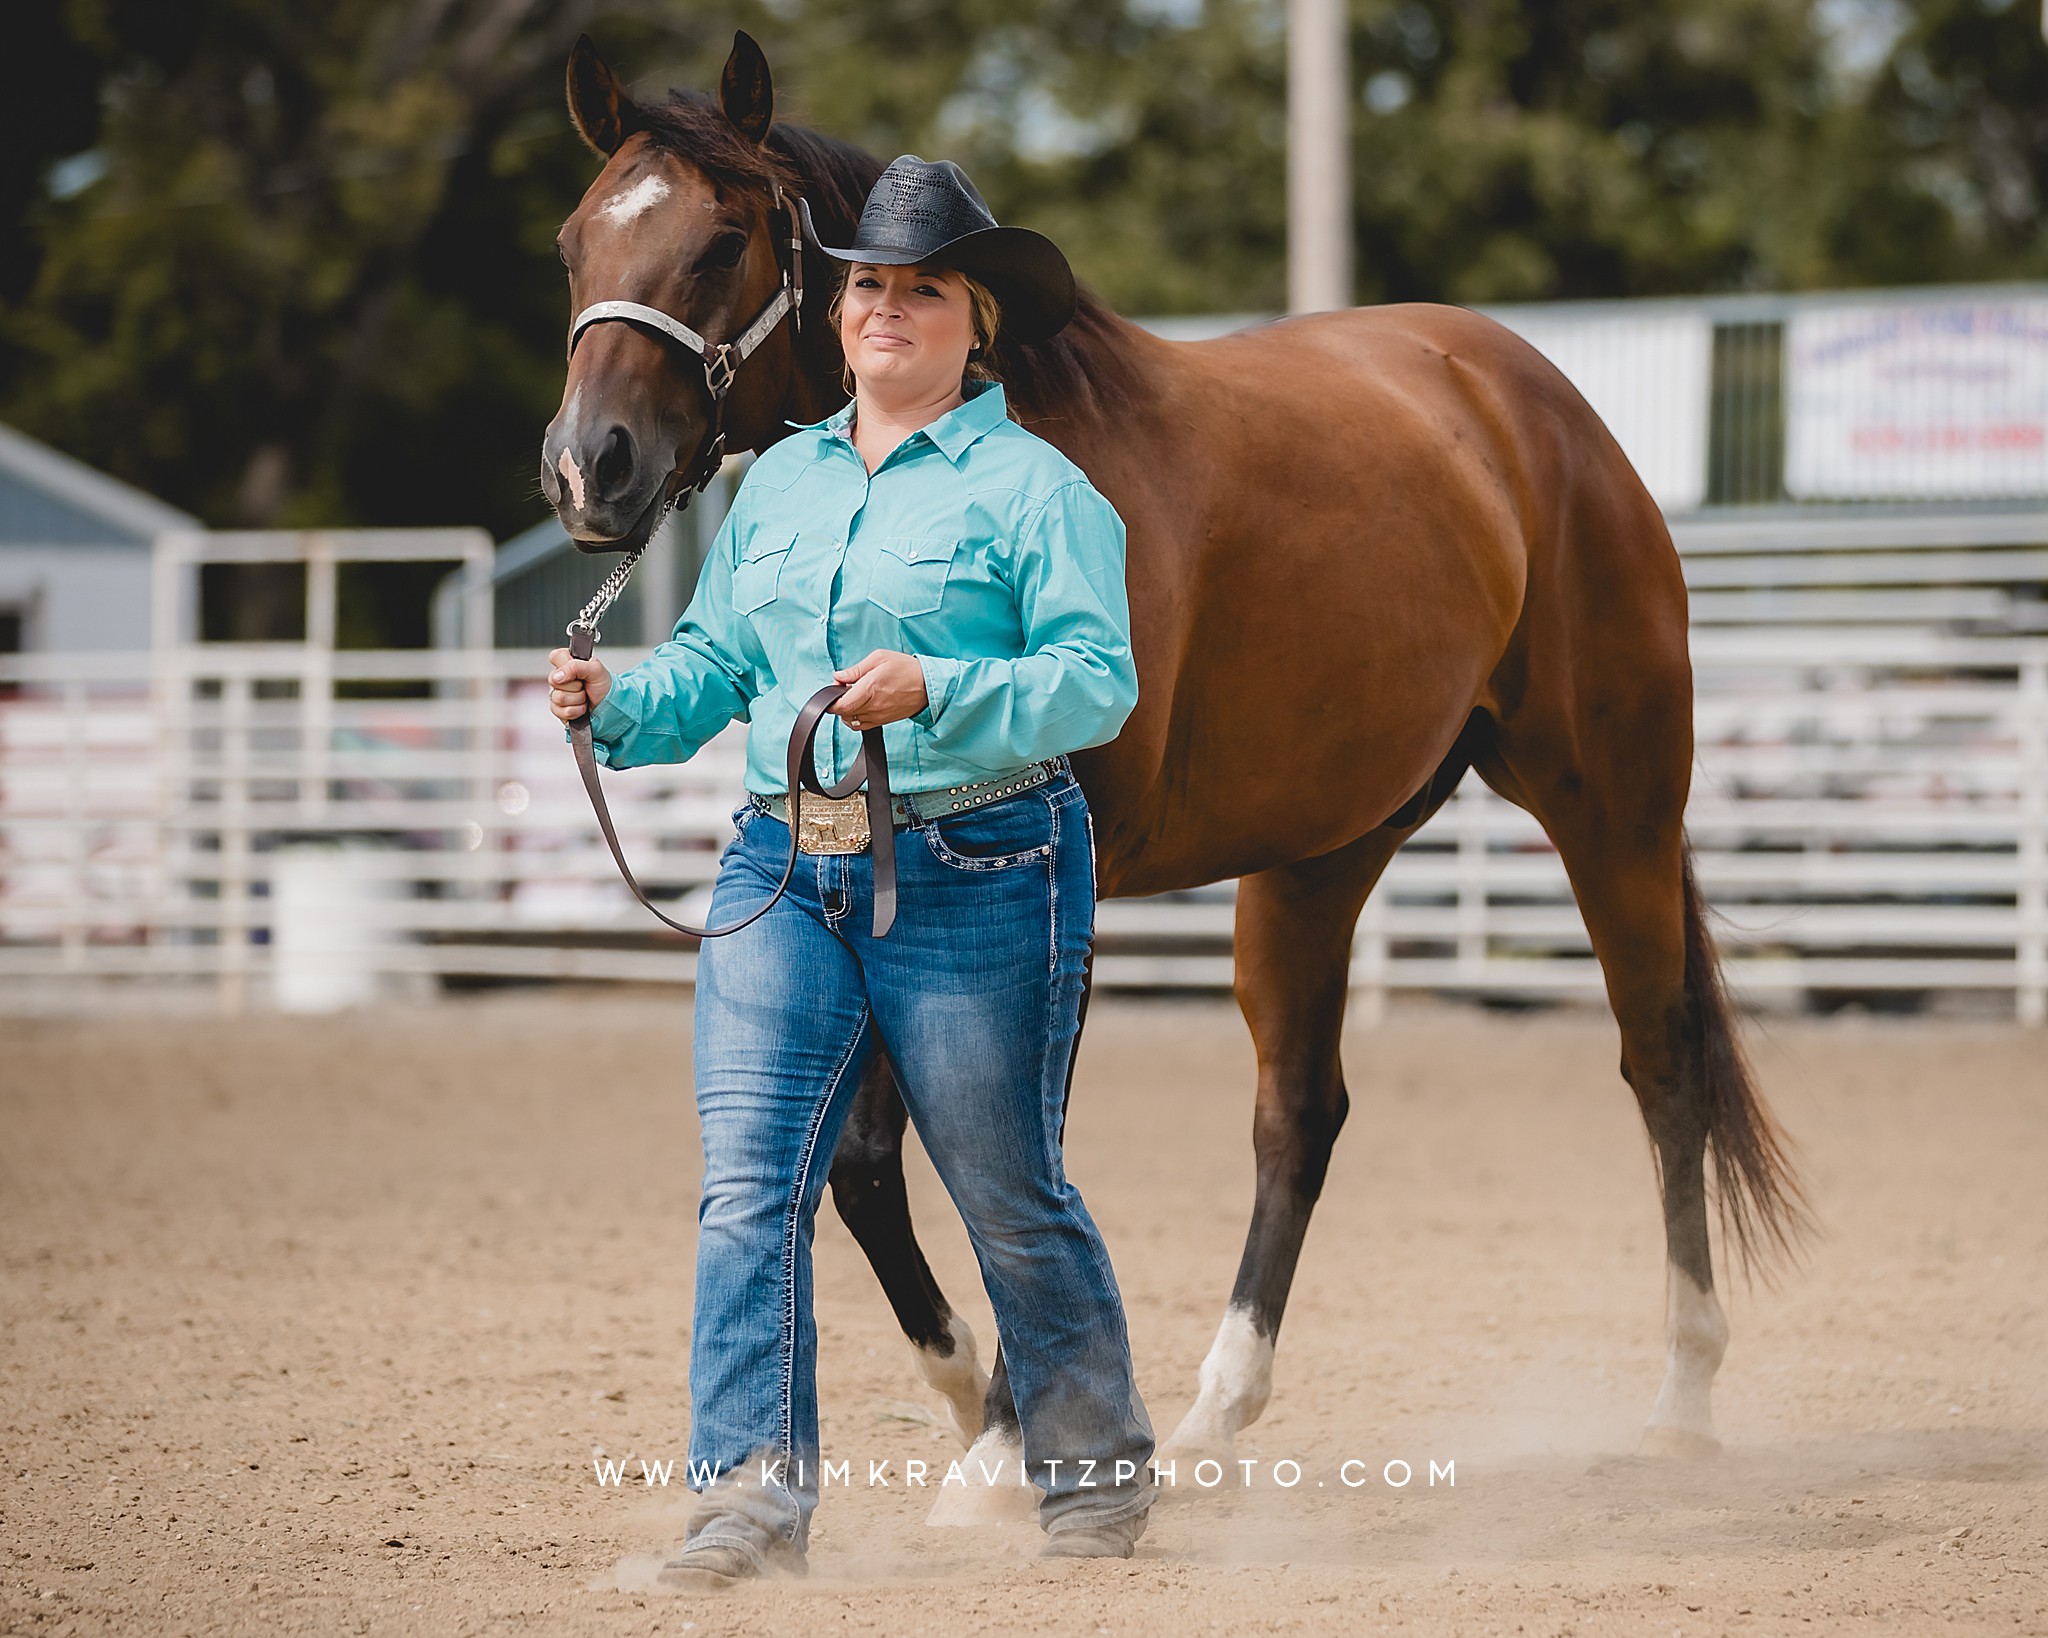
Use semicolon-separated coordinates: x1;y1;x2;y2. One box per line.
701;233;747;271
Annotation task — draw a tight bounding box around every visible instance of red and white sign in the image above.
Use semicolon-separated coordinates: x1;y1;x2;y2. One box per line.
1786;300;2048;499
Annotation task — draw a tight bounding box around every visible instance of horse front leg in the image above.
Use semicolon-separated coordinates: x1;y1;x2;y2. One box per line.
827;1052;989;1445
1162;833;1402;1467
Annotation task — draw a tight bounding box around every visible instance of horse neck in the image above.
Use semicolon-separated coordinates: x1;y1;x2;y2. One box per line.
1005;305;1175;489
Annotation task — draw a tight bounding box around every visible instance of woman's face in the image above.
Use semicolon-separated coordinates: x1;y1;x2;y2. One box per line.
839;262;977;404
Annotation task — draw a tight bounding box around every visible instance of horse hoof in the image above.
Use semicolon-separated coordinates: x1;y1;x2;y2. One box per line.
925;1432;1037;1526
1637;1424;1721;1463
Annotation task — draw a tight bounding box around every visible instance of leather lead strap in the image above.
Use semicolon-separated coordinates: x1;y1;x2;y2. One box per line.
566;626;896;938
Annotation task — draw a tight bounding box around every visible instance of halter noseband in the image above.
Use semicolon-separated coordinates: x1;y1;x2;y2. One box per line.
566;182;807;502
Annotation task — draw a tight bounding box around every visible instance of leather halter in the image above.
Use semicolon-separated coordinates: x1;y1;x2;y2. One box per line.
566;183;807;501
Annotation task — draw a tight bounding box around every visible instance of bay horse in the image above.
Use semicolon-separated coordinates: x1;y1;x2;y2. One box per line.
540;32;1806;1509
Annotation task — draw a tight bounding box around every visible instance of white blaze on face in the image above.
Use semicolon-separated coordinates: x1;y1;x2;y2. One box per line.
598;173;670;227
556;448;587;511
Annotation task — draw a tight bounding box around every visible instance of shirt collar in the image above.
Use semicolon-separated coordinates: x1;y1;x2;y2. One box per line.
783;380;1007;465
921;380;1008;463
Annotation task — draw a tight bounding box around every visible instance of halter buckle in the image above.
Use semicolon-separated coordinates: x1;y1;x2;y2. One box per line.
704;344;737;400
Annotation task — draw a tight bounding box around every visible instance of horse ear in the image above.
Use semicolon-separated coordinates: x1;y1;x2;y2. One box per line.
566;34;640;157
719;30;774;145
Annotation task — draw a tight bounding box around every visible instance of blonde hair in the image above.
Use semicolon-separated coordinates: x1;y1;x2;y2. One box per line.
830;267;1005;398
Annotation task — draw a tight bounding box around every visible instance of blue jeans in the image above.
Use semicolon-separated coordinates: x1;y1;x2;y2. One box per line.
681;765;1155;1564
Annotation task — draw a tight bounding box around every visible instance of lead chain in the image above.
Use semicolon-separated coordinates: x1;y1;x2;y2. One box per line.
568;540;648;642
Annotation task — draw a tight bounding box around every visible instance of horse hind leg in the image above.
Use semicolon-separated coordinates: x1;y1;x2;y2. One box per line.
827;1053;989;1446
1475;742;1806;1460
1605;865;1730;1462
1637;856;1807;1457
1161;826;1407;1468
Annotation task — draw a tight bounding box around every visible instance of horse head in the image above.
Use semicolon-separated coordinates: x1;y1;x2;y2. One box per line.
542;32;835;554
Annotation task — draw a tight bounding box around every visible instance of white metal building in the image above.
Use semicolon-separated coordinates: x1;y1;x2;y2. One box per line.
0;422;199;654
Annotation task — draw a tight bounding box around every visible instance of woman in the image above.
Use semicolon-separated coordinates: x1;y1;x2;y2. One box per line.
546;156;1154;1583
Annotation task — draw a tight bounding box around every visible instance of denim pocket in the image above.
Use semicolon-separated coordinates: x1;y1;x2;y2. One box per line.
866;535;958;619
920;789;1056;871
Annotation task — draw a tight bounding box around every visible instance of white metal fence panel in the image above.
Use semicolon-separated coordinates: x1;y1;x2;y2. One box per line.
3;632;2045;1017
1488;307;1713;512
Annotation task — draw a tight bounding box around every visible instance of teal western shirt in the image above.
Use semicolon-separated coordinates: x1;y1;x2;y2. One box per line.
584;380;1139;794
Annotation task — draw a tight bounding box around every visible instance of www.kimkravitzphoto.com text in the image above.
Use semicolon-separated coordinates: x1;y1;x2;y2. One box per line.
592;1455;1458;1493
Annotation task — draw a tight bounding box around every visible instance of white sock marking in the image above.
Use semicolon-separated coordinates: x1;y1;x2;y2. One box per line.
924;1427;1035;1526
1161;1306;1273;1460
910;1316;988;1448
1644;1264;1729;1445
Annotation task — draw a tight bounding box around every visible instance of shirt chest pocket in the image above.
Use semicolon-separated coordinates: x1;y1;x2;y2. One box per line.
730;532;797;615
865;535;960;619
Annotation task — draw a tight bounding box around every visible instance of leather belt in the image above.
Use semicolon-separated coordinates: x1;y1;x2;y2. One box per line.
755;758;1062;851
566;628;898;938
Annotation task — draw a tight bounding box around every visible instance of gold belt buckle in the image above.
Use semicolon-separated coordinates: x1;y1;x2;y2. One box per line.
794;790;871;855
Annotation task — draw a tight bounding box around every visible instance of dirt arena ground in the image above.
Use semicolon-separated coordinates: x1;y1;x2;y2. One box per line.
3;992;2044;1635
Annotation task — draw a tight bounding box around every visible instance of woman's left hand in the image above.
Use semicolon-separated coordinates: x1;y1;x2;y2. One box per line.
830;650;929;731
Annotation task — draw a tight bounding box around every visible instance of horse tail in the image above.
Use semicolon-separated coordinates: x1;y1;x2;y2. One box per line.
1681;842;1811;1277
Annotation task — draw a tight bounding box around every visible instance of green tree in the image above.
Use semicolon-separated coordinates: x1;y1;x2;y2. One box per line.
1345;0;1845;301
2;1;732;537
771;0;1288;315
1822;0;2048;285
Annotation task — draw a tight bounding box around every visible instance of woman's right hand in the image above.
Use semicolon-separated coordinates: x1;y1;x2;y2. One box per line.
546;647;612;723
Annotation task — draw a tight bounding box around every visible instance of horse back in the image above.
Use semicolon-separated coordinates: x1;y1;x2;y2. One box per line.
1037;304;1678;894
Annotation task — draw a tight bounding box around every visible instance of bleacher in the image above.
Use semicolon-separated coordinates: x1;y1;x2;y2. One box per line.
1675;509;2048;632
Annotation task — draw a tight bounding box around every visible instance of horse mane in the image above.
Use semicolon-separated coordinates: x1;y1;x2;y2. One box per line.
633;90;1145;427
994;289;1146;432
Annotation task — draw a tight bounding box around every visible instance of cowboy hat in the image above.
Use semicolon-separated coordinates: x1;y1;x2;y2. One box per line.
799;155;1077;342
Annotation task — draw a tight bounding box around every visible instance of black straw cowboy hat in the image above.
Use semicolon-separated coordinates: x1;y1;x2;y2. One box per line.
799;156;1077;342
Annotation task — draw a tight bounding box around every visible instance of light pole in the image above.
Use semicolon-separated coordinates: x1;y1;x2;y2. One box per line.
1288;0;1353;314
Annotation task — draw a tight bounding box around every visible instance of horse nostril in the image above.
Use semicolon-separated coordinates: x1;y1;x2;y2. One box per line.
592;425;636;502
